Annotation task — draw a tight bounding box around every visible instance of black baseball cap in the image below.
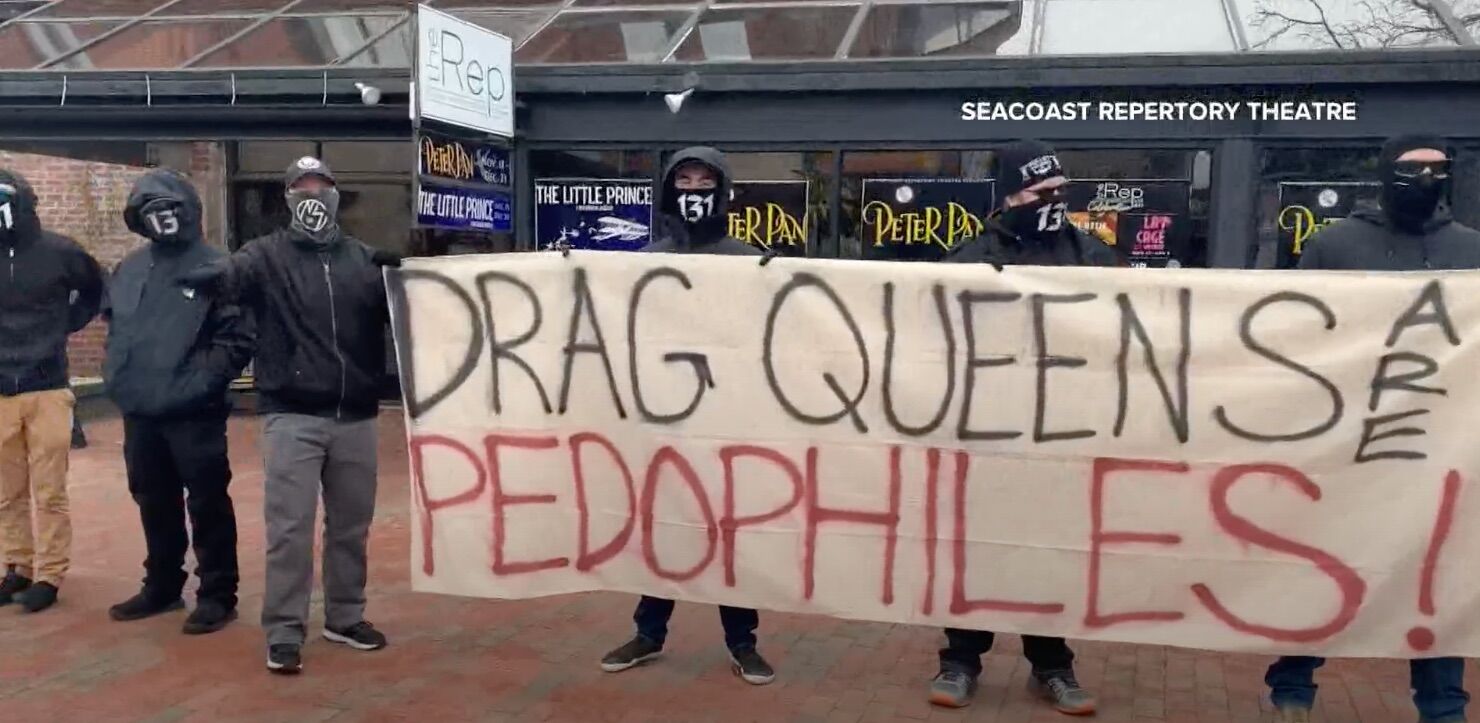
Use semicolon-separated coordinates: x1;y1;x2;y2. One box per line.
285;156;336;188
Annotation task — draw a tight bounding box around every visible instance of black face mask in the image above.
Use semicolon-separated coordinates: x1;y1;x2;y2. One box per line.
287;187;340;243
1385;160;1449;231
674;190;718;223
137;197;188;244
1001;191;1068;244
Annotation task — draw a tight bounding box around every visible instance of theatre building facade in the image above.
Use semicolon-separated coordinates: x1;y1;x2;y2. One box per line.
0;0;1477;381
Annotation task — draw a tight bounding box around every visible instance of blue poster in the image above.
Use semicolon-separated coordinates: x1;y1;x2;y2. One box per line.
535;178;653;251
417;182;512;232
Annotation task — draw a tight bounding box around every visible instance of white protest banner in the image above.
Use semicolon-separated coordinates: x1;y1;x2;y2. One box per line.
387;251;1480;658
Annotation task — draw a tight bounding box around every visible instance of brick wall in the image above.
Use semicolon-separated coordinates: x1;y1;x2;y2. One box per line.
0;143;227;378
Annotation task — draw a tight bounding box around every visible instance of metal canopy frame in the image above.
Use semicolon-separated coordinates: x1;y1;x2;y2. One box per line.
0;0;1471;76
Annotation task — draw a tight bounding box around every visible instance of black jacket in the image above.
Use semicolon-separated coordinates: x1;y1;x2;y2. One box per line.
210;227;389;421
0;170;104;396
642;147;761;257
943;215;1120;268
104;170;254;419
1298;202;1480;271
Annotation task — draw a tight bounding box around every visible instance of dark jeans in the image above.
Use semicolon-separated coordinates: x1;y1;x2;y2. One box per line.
123;414;239;608
940;628;1075;677
1267;656;1468;721
633;595;758;653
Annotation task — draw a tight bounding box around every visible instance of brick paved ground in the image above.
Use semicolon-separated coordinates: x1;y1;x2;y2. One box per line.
0;412;1470;723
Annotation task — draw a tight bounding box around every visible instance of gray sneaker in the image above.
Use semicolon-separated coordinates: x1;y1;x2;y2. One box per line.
1029;670;1096;716
928;667;978;708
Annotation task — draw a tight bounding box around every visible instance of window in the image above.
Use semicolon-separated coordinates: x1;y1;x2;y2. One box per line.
52;19;252;69
515;10;691;63
663;150;834;257
1056;148;1209;268
840;150;995;262
192;14;402;67
849;2;1020;58
672;5;859;61
235;141;316;175
1253;146;1382;269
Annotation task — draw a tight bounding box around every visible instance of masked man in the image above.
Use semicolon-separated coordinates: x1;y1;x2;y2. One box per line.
1267;134;1479;723
0;169;103;613
929;140;1114;716
181;157;400;674
598;147;775;686
104;169;254;634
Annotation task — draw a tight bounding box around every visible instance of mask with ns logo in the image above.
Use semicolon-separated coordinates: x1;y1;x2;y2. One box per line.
286;187;340;241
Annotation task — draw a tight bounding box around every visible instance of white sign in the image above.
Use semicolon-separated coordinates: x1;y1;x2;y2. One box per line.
389;251;1480;659
415;5;514;138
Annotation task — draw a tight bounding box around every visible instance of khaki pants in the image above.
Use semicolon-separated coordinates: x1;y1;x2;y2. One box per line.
0;389;74;585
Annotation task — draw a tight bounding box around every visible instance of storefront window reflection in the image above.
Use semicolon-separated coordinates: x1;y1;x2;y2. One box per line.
1254;146;1381;269
841;150;993;262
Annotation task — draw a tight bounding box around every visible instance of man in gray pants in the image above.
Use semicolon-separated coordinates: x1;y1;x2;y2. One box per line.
181;157;402;674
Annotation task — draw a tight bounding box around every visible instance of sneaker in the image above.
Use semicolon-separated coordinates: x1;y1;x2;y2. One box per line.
1029;670;1096;716
323;621;387;651
182;600;237;635
17;582;58;613
600;636;663;673
0;569;31;606
109;592;185;622
929;667;978;708
1276;706;1312;723
729;648;775;686
266;644;302;675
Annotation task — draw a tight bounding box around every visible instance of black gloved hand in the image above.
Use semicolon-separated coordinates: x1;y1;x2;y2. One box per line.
178;264;225;291
371;250;403;268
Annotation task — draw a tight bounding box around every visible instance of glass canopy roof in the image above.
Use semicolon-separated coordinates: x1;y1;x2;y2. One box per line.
0;0;1474;70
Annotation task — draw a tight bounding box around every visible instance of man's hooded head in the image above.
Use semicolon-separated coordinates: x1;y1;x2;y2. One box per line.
656;147;733;244
124;169;204;246
0;169;41;246
993;139;1069;243
1378;134;1450;233
284;156;341;245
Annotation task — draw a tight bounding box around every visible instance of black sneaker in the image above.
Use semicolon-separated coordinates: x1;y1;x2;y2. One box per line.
18;582;57;613
109;592;185;622
266;644;302;675
323;621;387;651
600;636;663;672
0;569;31;606
729;647;775;686
182;600;237;635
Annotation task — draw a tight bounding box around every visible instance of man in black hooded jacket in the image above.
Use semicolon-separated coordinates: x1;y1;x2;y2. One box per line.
0;169;103;614
598;147;776;687
181;156;401;675
103;168;254;635
1265;135;1477;723
929;140;1112;716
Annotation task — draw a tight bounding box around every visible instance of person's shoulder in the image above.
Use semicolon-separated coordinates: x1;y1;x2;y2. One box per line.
38;229;87;254
239;229;287;252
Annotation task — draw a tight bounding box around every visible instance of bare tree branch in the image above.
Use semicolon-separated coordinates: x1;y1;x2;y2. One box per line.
1251;0;1465;48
